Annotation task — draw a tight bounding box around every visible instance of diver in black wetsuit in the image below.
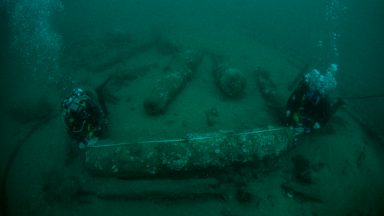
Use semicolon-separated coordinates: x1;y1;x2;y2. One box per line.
286;80;332;133
62;88;107;148
286;64;342;133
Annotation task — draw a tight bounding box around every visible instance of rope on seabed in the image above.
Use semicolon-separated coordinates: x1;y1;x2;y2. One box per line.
86;127;290;149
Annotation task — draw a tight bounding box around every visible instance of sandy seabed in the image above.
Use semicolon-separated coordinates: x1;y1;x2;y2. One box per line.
2;31;384;216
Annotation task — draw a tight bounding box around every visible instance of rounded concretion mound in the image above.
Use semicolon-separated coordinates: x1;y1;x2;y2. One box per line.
219;68;247;98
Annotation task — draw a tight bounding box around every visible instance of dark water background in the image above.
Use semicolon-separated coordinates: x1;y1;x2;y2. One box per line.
2;0;384;121
1;0;384;215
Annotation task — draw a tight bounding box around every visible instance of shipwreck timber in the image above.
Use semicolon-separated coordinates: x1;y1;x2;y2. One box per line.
85;127;295;179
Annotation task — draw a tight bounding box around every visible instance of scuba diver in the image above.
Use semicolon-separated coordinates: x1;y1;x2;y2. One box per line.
62;88;107;148
286;64;343;133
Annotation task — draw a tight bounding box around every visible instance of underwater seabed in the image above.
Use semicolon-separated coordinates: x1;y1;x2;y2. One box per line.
2;33;384;216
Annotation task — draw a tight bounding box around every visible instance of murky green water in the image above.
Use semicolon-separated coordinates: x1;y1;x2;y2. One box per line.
1;0;384;215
